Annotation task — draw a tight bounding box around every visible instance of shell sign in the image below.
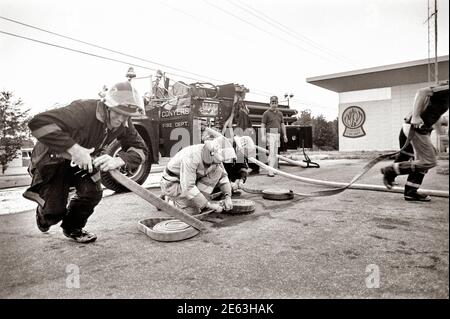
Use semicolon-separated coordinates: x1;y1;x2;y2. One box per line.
342;106;366;138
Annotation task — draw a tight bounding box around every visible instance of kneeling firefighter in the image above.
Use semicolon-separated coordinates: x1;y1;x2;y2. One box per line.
23;81;148;243
160;136;236;214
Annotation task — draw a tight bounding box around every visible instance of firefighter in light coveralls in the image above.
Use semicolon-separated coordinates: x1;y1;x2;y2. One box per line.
23;81;148;243
381;81;449;201
160;136;236;214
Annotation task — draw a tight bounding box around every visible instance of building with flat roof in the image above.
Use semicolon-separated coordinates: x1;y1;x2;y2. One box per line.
307;56;449;151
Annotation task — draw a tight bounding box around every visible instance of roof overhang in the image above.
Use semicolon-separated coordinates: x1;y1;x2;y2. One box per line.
307;56;449;92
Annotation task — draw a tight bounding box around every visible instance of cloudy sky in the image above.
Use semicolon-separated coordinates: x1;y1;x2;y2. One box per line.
1;0;449;119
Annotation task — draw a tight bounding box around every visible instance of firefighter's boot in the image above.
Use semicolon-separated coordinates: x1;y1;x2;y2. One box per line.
36;206;50;233
404;191;431;202
404;171;430;202
62;228;97;243
381;166;397;190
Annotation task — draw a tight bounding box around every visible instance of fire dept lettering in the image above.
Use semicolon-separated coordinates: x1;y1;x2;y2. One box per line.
174;121;188;128
342;106;366;138
161;121;189;128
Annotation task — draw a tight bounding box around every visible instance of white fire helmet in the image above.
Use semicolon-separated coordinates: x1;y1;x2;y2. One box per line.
102;81;144;117
204;136;236;163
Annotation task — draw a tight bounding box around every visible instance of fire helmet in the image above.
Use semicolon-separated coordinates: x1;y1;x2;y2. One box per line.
102;81;144;117
204;136;236;162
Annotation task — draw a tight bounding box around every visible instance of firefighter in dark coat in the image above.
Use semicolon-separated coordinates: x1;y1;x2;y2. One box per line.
23;81;148;243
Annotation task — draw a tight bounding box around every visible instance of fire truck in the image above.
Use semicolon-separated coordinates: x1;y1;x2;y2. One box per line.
101;68;312;192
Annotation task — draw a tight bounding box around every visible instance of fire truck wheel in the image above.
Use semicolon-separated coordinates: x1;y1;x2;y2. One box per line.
100;139;152;193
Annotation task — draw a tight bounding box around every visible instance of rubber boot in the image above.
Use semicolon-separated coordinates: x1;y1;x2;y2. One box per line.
404;171;430;202
62;228;97;243
380;166;397;189
404;191;431;202
36;206;50;232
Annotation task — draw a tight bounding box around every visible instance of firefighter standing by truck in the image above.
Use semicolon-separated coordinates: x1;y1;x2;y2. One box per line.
261;96;288;177
23;81;148;243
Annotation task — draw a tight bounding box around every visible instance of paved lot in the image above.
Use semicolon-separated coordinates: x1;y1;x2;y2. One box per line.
0;159;448;298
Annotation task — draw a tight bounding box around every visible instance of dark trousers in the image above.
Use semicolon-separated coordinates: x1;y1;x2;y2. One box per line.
394;129;428;195
223;161;248;183
37;162;103;230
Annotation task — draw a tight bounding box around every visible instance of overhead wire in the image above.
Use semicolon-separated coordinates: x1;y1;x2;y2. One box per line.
0;15;227;84
201;0;350;106
0;15;334;109
0;29;205;83
1;29;334;115
202;0;325;60
226;0;355;66
156;0;250;43
0;15;278;98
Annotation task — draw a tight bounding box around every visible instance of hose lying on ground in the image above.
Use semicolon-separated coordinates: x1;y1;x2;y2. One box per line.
204;127;448;198
247;156;448;198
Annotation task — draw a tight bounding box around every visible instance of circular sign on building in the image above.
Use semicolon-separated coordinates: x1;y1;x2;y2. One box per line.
342;106;366;138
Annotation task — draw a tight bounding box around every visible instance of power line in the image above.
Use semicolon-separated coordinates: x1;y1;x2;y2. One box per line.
4;16;334;104
0;15;278;97
203;0;350;66
2;28;332;110
202;0;325;60
226;0;354;66
0;28;276;100
0;29;207;83
156;0;249;43
154;2;338;99
0;15;227;84
230;0;355;65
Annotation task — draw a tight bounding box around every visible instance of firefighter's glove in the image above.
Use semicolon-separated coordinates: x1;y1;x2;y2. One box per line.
283;135;288;143
68;144;95;173
93;155;125;172
206;202;223;213
223;195;233;211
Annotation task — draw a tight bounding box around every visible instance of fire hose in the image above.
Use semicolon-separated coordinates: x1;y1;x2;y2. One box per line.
204;127;449;198
108;170;208;231
255;145;319;168
59;153;209;232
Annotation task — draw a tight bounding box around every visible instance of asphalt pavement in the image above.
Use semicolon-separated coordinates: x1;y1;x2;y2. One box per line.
0;159;448;298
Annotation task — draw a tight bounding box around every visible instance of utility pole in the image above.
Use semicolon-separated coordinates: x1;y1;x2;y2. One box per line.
434;0;438;84
284;93;294;107
427;0;431;83
426;0;439;84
